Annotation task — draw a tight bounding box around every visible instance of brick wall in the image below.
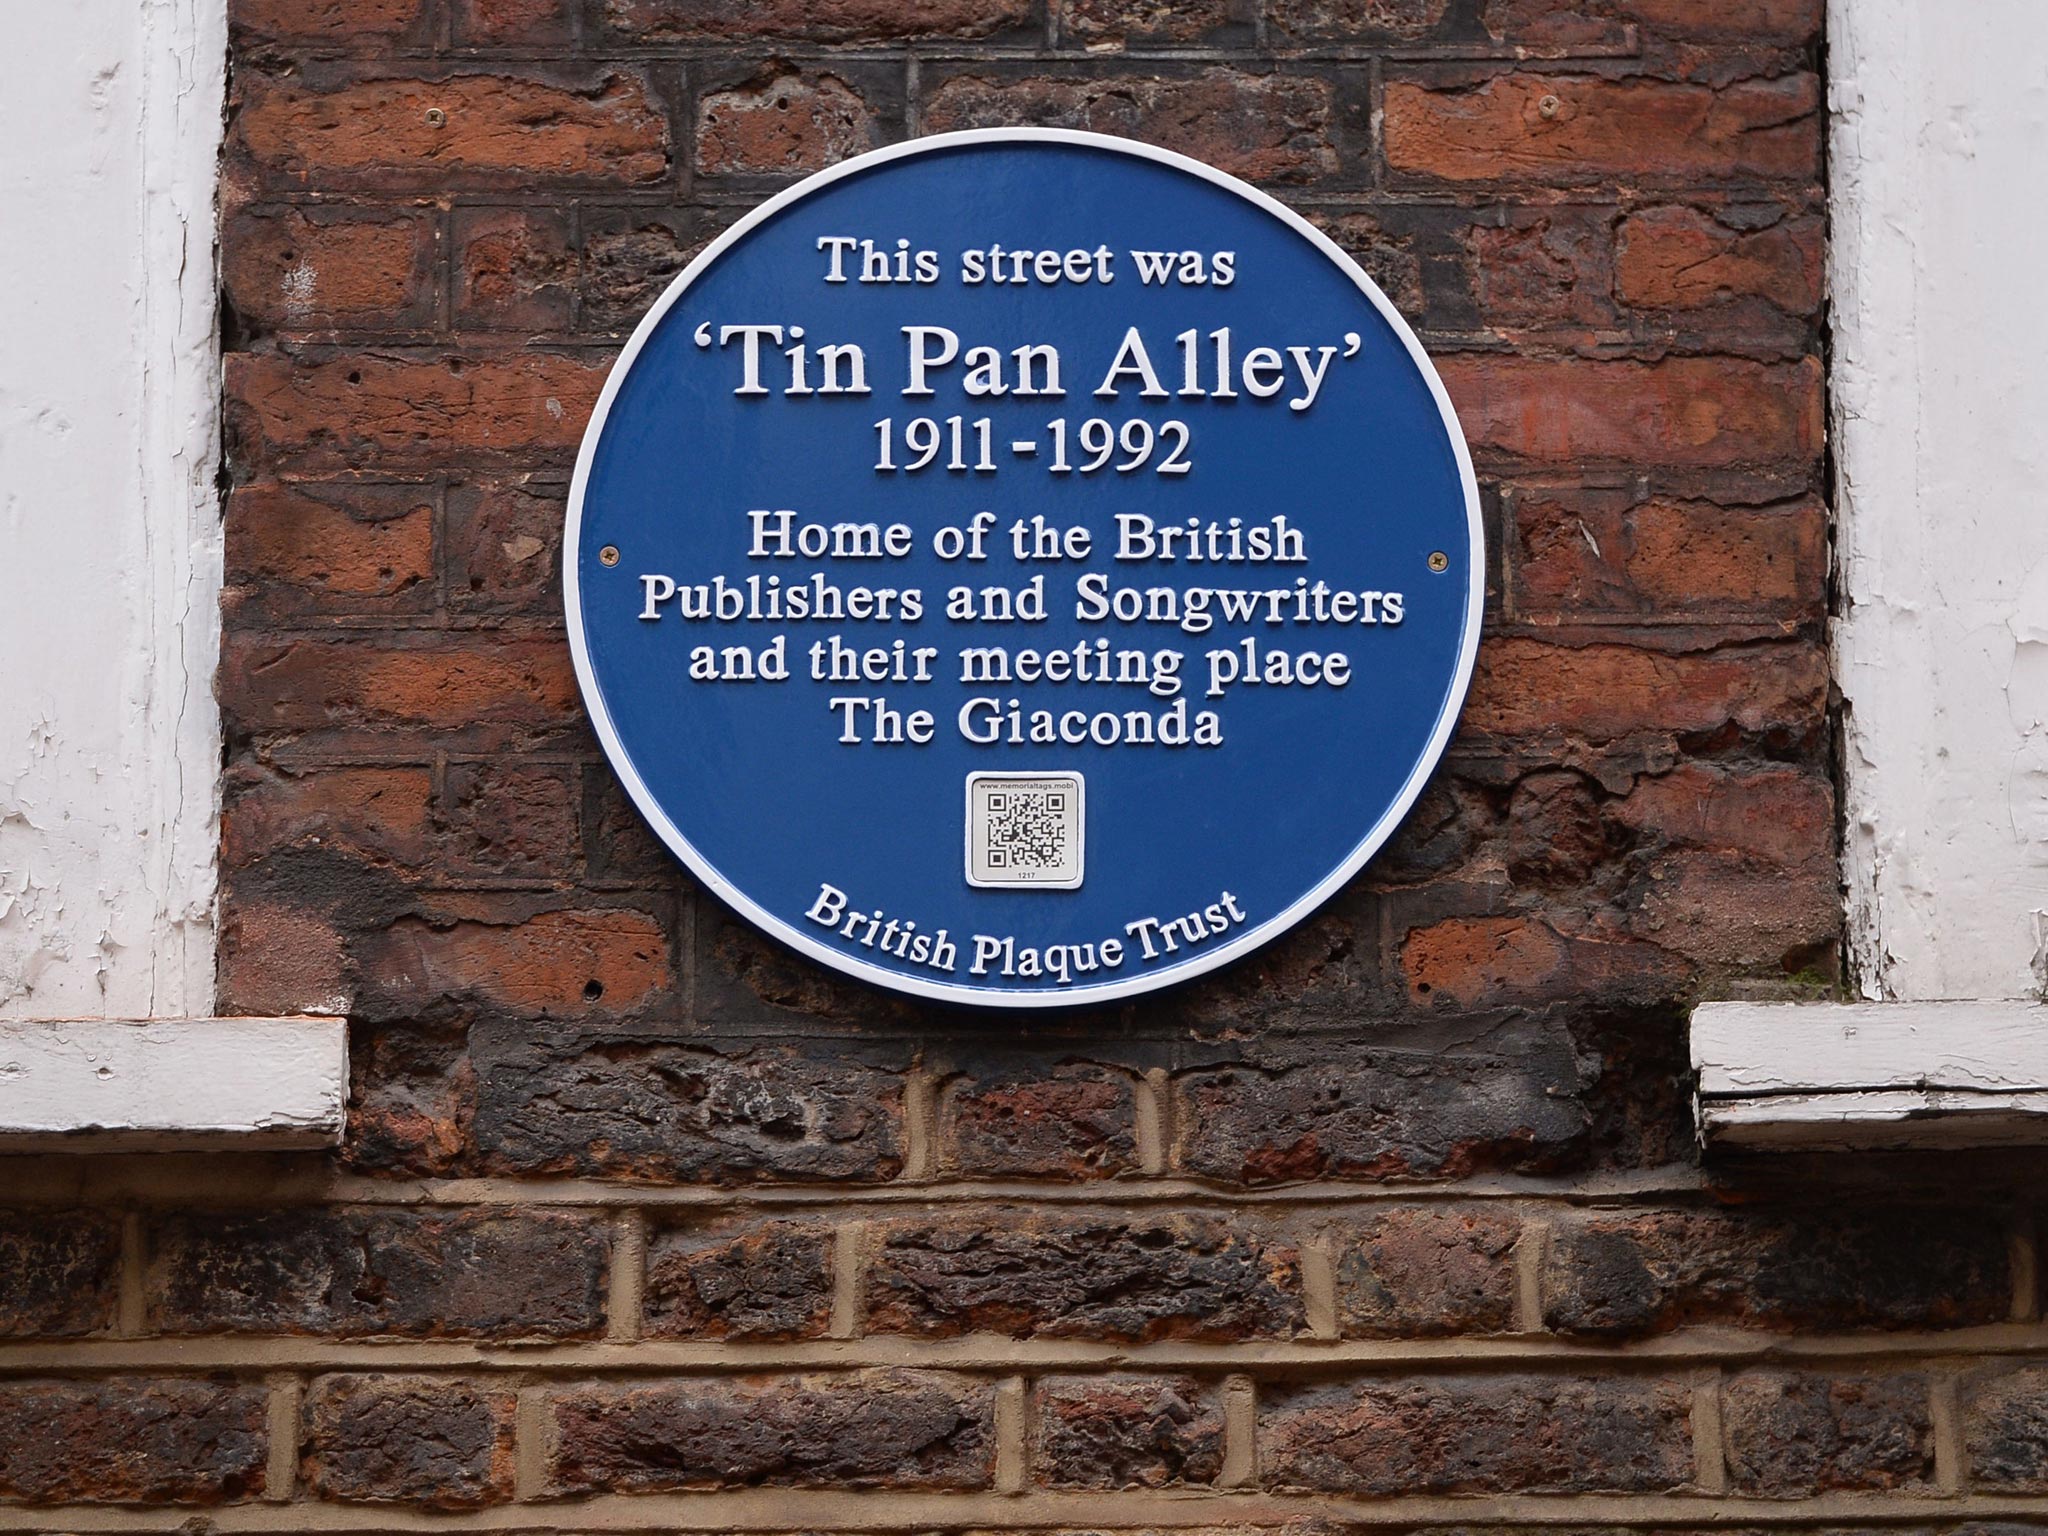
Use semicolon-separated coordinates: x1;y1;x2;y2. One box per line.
16;0;2033;1530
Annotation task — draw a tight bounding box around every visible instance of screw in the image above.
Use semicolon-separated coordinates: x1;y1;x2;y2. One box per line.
1428;550;1449;573
1537;94;1561;120
599;545;620;567
424;107;447;128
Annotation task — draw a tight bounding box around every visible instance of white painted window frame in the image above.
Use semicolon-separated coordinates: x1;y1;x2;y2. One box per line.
0;1018;347;1151
1693;0;2048;1152
0;0;345;1149
1695;1001;2048;1151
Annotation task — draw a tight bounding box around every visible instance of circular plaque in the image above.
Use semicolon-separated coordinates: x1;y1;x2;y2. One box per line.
567;129;1482;1007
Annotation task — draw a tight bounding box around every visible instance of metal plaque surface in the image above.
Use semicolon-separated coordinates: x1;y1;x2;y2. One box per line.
567;129;1482;1006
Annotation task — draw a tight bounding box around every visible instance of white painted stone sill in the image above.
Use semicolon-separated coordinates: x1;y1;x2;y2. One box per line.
1693;999;2048;1151
0;1017;347;1151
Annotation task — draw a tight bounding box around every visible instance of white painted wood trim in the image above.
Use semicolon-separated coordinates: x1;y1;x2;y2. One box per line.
1704;1090;2048;1152
0;0;226;1020
133;0;231;1017
1830;0;2048;1001
1693;1000;2048;1151
0;1019;347;1151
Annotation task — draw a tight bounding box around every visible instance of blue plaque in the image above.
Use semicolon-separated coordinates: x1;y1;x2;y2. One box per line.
566;129;1482;1007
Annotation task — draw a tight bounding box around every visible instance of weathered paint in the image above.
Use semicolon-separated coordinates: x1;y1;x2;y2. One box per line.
0;1017;348;1149
0;0;226;1018
1694;995;2048;1150
1833;0;2048;1001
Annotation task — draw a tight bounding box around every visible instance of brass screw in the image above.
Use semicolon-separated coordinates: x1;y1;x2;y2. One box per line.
599;545;620;567
1537;94;1561;120
1428;550;1450;573
424;107;447;128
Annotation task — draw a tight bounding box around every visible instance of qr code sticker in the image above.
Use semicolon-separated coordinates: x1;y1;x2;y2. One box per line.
967;774;1084;888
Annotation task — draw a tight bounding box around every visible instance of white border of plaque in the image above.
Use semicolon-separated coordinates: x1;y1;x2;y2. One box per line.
564;128;1485;1007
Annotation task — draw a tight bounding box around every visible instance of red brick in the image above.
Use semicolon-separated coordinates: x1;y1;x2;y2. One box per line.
867;1213;1303;1341
941;1061;1139;1178
1268;0;1447;42
216;896;352;1016
222;762;437;870
643;1219;835;1341
343;1024;477;1177
1512;494;1826;618
222;207;434;331
0;1379;269;1503
441;761;582;879
603;0;1031;43
1618;206;1823;313
547;1372;995;1491
233;0;429;46
1486;0;1822;46
697;71;882;177
1463;208;1617;327
1338;1207;1521;1337
454;0;577;46
1174;1038;1589;1184
149;1207;611;1339
225;351;604;470
446;480;564;613
583;213;720;332
923;70;1337;184
232;70;668;189
1033;1376;1223;1488
1723;1372;1934;1495
1441;356;1823;467
1059;0;1250;48
1625;0;1821;39
1966;1366;2048;1491
1503;768;1611;888
472;1034;909;1182
453;208;575;330
1611;762;1833;868
1306;210;1425;317
586;770;676;880
1401;915;1687;1009
0;1211;121;1338
220;633;580;742
303;1376;515;1507
1543;1207;2011;1337
1628;850;1837;973
1479;0;1630;50
358;904;672;1016
1385;72;1820;185
1263;1374;1693;1493
1462;637;1827;742
223;479;436;615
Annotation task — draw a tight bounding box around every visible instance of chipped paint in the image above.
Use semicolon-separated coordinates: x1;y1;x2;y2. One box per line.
0;0;226;1018
1832;0;2048;1001
0;1017;347;1149
280;261;319;318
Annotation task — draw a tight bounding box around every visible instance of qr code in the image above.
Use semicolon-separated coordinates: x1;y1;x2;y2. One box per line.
985;789;1068;869
966;773;1084;888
